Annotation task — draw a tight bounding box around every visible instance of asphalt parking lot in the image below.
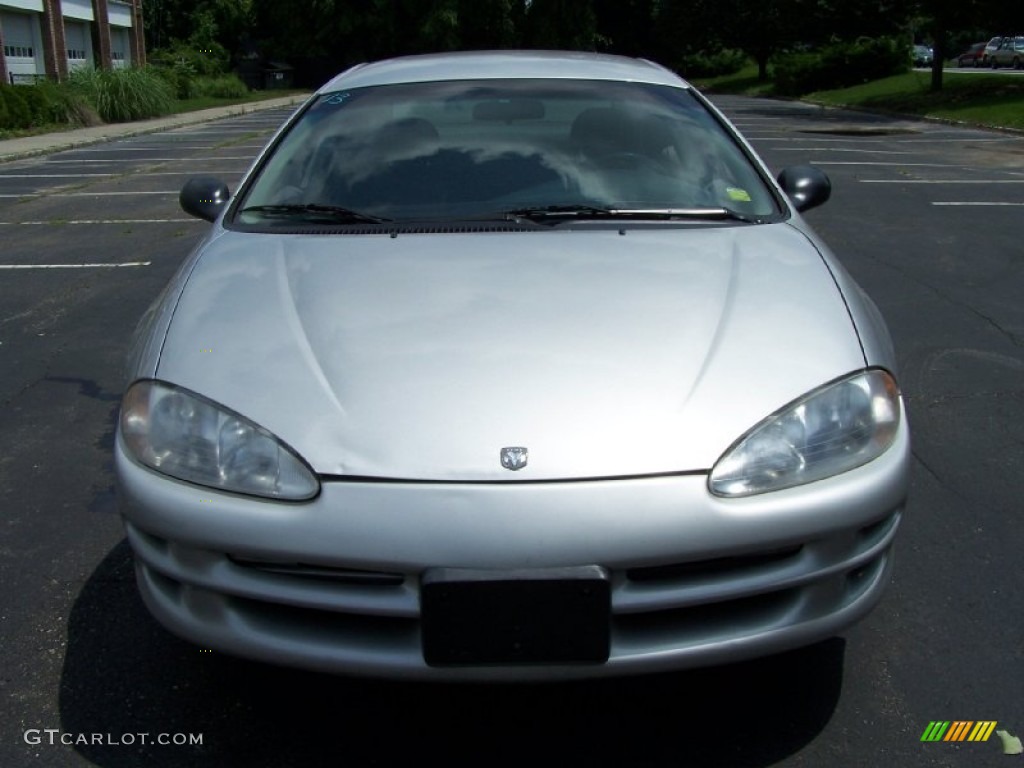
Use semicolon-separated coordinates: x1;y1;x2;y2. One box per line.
1;96;1022;767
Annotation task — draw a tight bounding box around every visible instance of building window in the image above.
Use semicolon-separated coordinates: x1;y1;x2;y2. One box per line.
4;45;35;58
67;49;87;60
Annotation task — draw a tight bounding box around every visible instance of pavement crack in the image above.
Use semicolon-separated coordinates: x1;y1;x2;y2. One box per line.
912;449;968;502
969;306;1024;347
905;388;1024;406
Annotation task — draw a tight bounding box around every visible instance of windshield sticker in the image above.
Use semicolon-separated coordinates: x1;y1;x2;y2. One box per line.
324;92;351;106
726;187;752;203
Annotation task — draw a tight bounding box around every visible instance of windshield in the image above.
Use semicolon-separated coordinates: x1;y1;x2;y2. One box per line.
236;79;780;226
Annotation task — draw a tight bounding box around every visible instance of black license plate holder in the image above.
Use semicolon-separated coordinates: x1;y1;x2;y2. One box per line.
421;566;610;666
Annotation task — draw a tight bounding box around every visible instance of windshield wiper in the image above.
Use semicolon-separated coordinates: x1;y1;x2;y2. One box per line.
502;204;617;220
501;204;765;224
240;204;389;224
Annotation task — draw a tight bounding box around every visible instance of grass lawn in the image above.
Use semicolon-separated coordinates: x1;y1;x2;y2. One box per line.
690;64;775;96
693;64;1024;131
805;71;1024;130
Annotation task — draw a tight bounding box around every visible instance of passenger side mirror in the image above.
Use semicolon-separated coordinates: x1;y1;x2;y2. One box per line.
777;166;831;213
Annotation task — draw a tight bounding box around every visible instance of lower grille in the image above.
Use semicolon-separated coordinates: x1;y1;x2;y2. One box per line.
229;556;404;586
127;510;900;676
626;546;803;583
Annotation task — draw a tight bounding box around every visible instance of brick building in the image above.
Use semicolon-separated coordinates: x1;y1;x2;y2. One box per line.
0;0;145;85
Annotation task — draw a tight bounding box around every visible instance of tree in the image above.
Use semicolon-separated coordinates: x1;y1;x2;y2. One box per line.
457;0;517;49
593;0;655;57
143;0;253;56
522;0;599;50
917;0;1023;90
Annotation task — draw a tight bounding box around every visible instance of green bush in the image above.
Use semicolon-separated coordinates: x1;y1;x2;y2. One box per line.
679;49;748;79
18;85;50;125
148;39;230;97
42;81;100;126
32;80;85;125
192;74;249;99
150;55;198;99
68;66;174;122
774;37;910;96
0;82;97;131
0;85;32;129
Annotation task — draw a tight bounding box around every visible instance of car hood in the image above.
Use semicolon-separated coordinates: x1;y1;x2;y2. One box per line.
155;224;865;480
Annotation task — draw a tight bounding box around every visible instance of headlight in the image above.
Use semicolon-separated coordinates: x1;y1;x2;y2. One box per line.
120;380;319;500
709;369;901;497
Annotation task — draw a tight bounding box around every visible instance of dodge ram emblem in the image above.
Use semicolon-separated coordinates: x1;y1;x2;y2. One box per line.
500;446;528;471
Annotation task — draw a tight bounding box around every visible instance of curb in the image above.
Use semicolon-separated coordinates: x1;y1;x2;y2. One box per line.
0;93;311;164
700;86;1024;137
798;97;1024;137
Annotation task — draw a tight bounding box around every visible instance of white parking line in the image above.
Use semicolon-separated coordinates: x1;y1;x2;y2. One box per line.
810;161;959;166
860;179;1024;183
751;136;1015;144
775;147;916;154
751;137;891;143
0;170;248;181
64;191;178;195
0;173;117;178
894;137;1023;143
43;156;255;162
71;147;213;152
0;191;177;198
175;127;272;133
135;171;247;176
0;218;197;225
0;261;151;268
932;202;1024;206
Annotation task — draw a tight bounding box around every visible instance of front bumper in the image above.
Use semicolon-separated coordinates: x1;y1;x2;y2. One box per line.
116;421;909;681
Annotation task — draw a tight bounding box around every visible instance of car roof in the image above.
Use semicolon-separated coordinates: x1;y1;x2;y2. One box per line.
318;50;689;93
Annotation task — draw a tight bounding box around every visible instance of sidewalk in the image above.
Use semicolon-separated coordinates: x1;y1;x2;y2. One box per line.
0;93;311;164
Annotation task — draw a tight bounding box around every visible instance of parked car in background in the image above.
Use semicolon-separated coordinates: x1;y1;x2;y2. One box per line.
956;42;986;67
991;36;1024;69
117;50;911;681
913;44;934;66
983;36;1006;65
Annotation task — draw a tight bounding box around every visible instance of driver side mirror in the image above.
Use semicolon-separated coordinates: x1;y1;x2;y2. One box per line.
180;177;230;222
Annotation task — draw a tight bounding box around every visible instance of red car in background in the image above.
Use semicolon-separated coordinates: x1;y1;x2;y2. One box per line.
957;42;986;67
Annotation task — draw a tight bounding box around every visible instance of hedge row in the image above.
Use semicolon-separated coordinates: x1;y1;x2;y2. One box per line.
679;48;748;79
773;37;910;96
0;81;97;131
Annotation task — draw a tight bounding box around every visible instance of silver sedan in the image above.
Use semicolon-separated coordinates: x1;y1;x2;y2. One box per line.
116;51;910;680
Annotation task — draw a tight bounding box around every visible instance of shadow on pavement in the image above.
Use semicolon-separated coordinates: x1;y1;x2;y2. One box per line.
58;539;845;767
